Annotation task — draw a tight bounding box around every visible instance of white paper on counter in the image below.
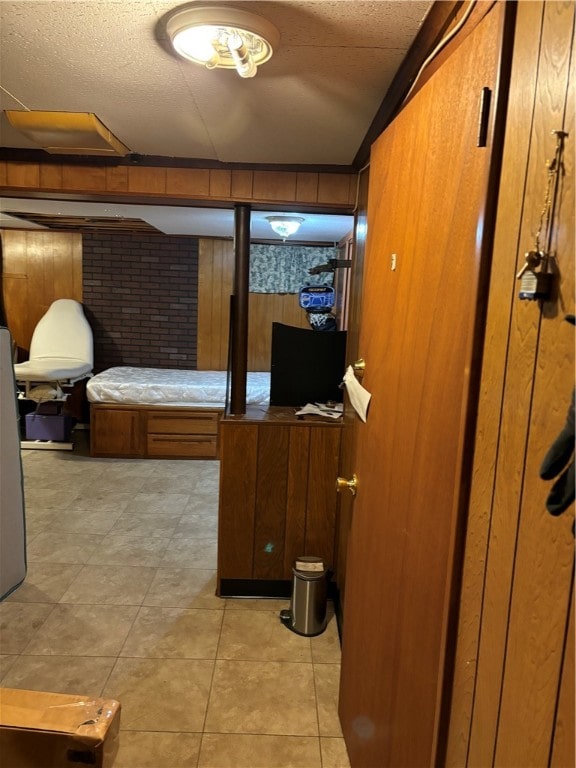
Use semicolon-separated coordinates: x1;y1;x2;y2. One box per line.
343;365;371;422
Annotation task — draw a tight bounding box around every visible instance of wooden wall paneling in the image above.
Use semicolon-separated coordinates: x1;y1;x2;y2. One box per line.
550;588;575;768
6;163;39;188
284;426;311;576
231;170;253;199
61;165;107;191
304;427;340;570
494;3;575;758
195;239;211;369
1;231;27;348
39;164;63;189
467;2;574;763
214;239;233;370
106;165;129;192
317;174;354;205
2;161;356;209
445;2;545;763
127;166;166;194
217;422;258;582
166;168;211;197
253;425;290;579
0;230;82;351
295;172;319;203
209;170;232;198
197;238;233;370
248;293;276;370
252;171;297;201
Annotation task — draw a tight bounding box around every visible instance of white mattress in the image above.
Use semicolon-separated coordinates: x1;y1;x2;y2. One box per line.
86;367;270;407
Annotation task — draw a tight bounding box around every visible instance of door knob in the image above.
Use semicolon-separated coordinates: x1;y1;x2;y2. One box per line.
336;474;358;496
352;359;365;378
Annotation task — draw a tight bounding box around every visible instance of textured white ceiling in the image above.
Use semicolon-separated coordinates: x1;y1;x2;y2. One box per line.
0;0;433;165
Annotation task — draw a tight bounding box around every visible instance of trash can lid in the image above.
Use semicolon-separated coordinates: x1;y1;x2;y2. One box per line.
294;556;326;574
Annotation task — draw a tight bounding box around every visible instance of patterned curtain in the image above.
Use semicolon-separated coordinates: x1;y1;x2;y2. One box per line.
249;244;338;294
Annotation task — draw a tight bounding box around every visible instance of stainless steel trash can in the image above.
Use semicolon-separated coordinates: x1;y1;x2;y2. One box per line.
279;556;328;636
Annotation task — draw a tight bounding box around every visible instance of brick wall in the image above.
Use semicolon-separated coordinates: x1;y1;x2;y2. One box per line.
82;232;198;371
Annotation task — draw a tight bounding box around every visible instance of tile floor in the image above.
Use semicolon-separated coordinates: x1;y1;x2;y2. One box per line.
0;432;351;768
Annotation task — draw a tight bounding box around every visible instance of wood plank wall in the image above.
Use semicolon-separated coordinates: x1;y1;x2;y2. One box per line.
0;163;356;209
0;229;82;353
197;238;309;371
446;2;575;765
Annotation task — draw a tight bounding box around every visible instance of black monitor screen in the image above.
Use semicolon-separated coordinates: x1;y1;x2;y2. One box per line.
269;322;347;406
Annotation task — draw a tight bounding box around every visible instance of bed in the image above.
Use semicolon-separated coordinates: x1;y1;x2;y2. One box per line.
87;367;270;459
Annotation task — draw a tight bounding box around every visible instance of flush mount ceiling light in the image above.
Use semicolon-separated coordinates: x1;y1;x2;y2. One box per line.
166;5;280;78
266;216;305;240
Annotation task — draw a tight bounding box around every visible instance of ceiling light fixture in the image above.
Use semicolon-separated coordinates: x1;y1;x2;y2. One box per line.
266;216;305;240
166;5;280;79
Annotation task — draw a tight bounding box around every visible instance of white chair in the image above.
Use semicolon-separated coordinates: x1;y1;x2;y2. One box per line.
14;299;93;397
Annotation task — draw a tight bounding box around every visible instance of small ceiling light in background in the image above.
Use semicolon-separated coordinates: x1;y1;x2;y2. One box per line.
166;5;280;79
266;216;305;240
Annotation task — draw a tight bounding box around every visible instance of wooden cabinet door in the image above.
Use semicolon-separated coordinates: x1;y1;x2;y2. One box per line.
338;5;514;766
90;406;143;457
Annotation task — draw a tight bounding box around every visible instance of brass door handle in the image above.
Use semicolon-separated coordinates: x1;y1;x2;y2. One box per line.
352;359;365;378
336;474;358;496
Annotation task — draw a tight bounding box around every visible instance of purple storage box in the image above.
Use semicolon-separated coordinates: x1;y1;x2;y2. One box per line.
25;413;74;441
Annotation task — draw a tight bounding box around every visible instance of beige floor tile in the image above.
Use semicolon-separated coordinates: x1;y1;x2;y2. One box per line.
310;614;341;664
101;461;155;478
140;476;201;494
120;607;223;659
143;569;223;610
1;654;116;697
60;565;156;605
69;491;135;513
183;496;219;516
123;492;191;515
320;737;351;768
198;733;322;768
173;513;218;539
0;603;54;653
87;534;170;566
24;604;138;656
110;511;183;537
114;731;202;768
38;507;124;535
225;597;290;612
205;660;318;736
217;610;312;662
314;664;343;737
153;459;218;479
82;475;149;494
4;563;83;603
23;488;80;511
103;658;214;730
26;531;104;564
159;538;217;569
0;655;19;680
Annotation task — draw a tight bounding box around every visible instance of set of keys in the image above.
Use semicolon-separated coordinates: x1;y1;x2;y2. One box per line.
517;250;552;300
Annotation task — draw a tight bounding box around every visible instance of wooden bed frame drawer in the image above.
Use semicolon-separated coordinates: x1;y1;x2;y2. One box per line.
147;411;220;435
147;433;218;458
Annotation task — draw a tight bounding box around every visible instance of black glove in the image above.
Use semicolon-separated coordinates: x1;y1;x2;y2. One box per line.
540;389;575;516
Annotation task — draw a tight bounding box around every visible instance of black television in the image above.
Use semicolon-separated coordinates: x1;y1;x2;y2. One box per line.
269;322;347;406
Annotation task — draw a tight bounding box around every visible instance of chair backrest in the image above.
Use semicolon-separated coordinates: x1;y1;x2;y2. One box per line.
29;299;93;364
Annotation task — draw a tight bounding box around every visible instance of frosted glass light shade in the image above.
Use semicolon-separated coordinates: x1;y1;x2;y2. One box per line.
266;216;305;239
166;5;279;78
